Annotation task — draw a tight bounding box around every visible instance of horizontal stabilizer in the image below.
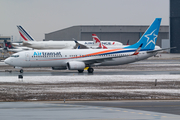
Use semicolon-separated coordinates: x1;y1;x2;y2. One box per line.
22;41;32;46
147;47;176;53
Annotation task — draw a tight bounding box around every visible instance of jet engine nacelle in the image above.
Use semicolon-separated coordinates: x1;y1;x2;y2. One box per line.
67;61;85;70
52;67;67;70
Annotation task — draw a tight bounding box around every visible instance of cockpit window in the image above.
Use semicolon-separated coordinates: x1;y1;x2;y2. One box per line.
11;55;19;58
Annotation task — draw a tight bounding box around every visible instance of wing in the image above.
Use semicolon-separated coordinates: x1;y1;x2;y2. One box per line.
81;44;143;64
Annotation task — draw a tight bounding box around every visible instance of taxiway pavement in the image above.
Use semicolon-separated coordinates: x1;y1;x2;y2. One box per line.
0;101;180;120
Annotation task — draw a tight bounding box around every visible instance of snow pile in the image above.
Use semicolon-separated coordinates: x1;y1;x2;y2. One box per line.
0;75;180;83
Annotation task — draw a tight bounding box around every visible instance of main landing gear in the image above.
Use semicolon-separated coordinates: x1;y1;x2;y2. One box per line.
87;67;94;73
78;70;84;73
78;67;94;73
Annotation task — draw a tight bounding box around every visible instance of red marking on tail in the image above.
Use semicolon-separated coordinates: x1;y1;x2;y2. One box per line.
19;31;28;41
102;44;108;49
93;37;100;43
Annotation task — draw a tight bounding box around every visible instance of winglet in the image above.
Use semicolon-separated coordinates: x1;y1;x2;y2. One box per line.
74;40;89;49
127;40;129;45
74;40;78;44
132;44;143;55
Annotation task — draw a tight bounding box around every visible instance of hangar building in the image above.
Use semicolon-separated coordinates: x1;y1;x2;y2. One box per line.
45;25;169;48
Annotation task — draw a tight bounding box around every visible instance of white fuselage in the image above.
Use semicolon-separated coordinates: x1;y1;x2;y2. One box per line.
5;49;156;69
7;46;33;53
23;41;122;49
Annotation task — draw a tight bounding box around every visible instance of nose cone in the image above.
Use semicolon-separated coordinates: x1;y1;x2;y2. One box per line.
4;58;11;65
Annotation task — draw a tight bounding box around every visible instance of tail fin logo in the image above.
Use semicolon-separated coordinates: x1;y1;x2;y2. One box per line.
124;18;161;50
17;25;35;41
144;29;157;48
92;35;100;43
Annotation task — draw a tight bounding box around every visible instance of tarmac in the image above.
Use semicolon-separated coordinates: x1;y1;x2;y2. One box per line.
0;53;180;119
0;101;180;120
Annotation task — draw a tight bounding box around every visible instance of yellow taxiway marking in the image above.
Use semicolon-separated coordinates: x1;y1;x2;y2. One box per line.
115;110;121;111
123;111;128;112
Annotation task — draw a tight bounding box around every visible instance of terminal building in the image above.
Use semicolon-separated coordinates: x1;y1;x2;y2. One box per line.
45;25;169;49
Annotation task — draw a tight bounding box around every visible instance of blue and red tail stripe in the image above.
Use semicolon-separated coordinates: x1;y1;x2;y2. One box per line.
17;25;34;41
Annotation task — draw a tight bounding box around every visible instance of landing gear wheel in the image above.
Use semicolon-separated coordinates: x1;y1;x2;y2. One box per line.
78;70;84;73
88;68;94;73
20;69;23;73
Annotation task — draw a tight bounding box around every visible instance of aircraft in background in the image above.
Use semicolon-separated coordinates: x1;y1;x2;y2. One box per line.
17;25;122;49
92;34;130;49
5;18;169;73
0;44;4;52
92;34;108;49
0;40;33;53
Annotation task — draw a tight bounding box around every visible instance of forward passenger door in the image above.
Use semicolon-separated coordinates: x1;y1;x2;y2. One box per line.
25;52;30;61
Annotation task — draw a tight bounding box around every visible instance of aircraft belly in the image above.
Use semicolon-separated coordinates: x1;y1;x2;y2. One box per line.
99;56;136;66
27;60;66;67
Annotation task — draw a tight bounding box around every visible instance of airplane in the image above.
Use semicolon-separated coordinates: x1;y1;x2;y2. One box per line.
0;45;4;51
5;18;167;73
0;40;33;53
17;25;122;49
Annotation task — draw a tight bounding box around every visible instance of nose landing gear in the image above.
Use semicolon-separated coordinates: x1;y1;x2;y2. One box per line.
78;70;84;73
20;69;23;73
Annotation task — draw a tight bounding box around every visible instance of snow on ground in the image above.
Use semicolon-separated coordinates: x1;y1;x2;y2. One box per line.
45;88;180;94
0;75;180;83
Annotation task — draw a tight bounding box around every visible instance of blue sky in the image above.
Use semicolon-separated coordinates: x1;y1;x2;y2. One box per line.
0;0;169;41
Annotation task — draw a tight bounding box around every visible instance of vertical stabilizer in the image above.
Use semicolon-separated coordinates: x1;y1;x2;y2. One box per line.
125;18;161;50
17;25;35;42
92;34;107;49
